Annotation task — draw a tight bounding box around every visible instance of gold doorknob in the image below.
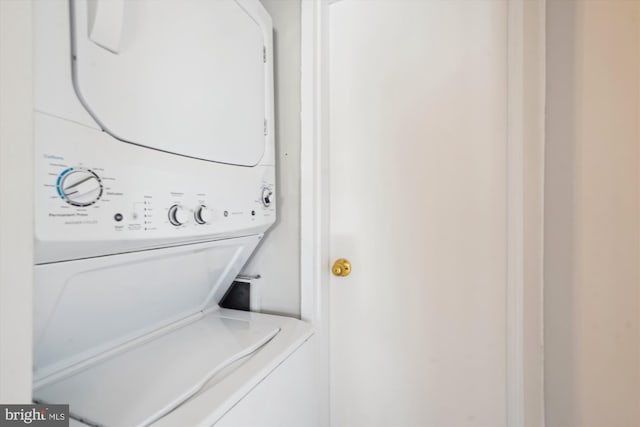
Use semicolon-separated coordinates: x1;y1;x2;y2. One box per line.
332;258;351;277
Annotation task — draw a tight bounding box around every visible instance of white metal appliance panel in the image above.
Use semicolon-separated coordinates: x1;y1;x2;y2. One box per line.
34;0;99;130
214;335;321;427
71;0;268;166
36;310;314;427
35;312;281;427
152;310;314;427
33;237;261;383
35;113;275;264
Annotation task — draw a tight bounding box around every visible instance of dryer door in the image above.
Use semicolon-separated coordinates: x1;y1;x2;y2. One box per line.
70;0;269;166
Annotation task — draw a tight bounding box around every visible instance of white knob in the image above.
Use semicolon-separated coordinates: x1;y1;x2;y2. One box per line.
59;169;103;207
194;205;212;224
168;205;190;226
261;188;273;207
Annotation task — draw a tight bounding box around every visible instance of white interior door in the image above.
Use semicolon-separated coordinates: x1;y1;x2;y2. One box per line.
328;1;508;425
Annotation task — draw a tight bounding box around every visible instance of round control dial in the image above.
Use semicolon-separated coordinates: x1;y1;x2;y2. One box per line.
58;168;103;207
168;204;190;226
194;205;212;224
261;188;274;207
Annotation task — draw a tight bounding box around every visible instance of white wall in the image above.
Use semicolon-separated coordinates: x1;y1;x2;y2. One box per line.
241;0;302;317
545;1;640;425
0;0;34;403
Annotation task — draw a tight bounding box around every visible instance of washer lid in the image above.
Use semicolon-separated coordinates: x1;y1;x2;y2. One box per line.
71;0;268;166
33;236;263;384
34;310;282;427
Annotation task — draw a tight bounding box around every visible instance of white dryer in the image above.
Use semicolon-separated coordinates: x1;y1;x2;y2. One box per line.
32;1;317;426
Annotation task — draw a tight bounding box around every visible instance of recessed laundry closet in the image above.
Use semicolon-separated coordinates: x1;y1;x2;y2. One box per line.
0;1;638;427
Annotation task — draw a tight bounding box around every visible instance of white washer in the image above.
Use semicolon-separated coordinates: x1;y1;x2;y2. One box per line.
33;1;316;426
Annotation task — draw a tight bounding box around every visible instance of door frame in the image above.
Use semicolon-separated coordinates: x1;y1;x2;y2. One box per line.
300;0;331;423
299;0;546;425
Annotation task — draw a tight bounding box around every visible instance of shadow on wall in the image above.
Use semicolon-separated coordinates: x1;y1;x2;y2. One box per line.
544;0;577;424
545;0;640;426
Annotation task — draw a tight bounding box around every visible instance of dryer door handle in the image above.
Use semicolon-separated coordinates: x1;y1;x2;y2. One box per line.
89;0;124;54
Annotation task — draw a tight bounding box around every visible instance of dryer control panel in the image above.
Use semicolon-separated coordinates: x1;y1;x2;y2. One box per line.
35;113;275;264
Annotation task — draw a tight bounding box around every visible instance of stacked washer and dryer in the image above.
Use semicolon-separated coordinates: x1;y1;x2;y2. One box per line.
32;1;316;426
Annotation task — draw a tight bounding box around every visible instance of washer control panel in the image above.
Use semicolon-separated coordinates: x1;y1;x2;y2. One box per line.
40;160;274;235
35;113;276;262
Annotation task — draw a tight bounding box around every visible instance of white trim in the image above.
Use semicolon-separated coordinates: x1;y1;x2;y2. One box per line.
300;0;330;424
507;1;526;423
300;0;330;340
507;1;546;426
523;0;547;424
0;0;34;403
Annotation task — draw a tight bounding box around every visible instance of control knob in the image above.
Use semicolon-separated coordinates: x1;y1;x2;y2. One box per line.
194;205;212;224
261;188;273;207
168;204;190;226
59;168;103;207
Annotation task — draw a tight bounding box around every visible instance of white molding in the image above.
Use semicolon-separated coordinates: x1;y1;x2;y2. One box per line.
0;0;34;403
300;0;330;336
507;1;526;423
300;0;330;424
524;1;546;425
507;1;546;426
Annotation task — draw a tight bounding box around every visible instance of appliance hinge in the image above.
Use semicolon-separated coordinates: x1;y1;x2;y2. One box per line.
264;118;268;136
263;46;267;63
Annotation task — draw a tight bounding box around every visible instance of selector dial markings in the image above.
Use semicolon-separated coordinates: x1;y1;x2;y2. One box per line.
57;168;103;207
